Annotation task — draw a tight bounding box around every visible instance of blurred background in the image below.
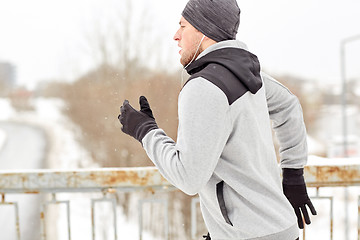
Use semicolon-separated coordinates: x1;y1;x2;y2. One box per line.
0;0;360;239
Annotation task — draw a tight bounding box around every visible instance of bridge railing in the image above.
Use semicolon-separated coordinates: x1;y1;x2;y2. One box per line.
1;157;360;240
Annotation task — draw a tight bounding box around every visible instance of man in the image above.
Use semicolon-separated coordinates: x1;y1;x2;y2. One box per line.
118;0;316;239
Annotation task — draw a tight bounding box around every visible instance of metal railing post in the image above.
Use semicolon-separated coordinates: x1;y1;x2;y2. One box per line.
1;193;21;240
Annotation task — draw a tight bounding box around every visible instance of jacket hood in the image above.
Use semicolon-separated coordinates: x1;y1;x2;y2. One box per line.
185;47;262;94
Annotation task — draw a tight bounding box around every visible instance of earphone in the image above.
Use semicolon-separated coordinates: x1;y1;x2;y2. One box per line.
181;34;206;87
183;34;205;69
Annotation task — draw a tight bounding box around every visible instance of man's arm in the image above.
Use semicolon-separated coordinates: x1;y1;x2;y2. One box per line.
142;78;231;195
262;72;317;228
262;72;308;168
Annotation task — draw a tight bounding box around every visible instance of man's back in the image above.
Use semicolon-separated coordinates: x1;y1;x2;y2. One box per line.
177;44;298;239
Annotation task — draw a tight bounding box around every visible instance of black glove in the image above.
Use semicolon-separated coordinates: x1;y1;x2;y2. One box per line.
118;96;158;143
282;168;317;229
203;233;211;240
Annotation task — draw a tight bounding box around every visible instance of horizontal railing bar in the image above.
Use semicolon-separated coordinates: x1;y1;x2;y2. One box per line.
0;186;175;194
305;164;360;187
0;167;174;193
1;158;360;193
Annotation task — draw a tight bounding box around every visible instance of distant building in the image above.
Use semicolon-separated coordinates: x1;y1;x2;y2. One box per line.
0;62;16;88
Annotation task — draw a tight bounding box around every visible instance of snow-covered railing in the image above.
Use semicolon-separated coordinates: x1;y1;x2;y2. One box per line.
1;157;360;239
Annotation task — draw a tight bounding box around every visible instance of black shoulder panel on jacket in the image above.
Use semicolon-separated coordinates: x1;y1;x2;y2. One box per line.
186;63;248;105
183;47;263;105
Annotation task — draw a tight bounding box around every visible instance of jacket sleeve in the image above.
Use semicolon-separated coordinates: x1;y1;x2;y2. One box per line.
262;72;308;169
142;78;231;195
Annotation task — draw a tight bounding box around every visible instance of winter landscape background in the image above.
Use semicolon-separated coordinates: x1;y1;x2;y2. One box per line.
1;0;360;239
1;82;360;240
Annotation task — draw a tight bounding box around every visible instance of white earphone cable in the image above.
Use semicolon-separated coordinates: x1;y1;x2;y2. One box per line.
181;35;205;87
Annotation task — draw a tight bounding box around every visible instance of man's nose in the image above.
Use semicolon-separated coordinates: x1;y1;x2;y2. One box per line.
173;30;180;41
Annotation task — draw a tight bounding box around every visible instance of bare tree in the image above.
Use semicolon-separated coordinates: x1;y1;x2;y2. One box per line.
82;0;165;80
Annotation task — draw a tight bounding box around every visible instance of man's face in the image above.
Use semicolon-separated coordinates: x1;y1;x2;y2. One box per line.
173;16;204;67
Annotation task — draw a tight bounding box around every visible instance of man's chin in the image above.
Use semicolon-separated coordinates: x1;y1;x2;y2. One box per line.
180;57;191;67
180;58;187;67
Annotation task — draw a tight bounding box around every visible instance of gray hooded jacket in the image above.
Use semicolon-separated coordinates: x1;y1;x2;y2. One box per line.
142;40;306;239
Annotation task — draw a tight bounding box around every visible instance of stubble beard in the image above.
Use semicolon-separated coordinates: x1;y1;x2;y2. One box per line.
180;39;203;67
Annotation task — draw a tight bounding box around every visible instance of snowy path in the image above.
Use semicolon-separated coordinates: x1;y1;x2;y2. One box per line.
0;128;6;151
0;122;46;240
0;122;46;169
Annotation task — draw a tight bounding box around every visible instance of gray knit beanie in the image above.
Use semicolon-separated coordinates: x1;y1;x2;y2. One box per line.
182;0;240;42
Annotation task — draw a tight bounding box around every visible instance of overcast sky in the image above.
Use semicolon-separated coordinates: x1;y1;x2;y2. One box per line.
0;0;360;89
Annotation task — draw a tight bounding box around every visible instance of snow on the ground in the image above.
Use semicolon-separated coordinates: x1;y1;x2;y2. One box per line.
0;98;15;120
0;98;15;153
0;127;6;152
0;99;14;158
0;97;156;240
12;97;97;169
